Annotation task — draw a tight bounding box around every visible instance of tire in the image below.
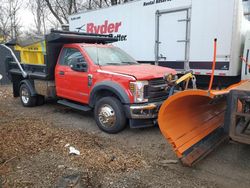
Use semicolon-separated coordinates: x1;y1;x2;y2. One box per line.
94;97;126;134
19;84;37;107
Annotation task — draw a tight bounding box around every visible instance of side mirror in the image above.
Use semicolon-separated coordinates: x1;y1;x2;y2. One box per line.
69;58;87;72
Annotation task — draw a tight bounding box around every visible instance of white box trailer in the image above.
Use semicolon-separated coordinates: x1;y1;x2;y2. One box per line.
69;0;249;84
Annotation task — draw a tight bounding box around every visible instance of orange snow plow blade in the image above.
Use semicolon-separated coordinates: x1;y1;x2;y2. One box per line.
158;82;245;166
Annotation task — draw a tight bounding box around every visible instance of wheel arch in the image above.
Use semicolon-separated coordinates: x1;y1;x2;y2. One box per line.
19;79;36;97
89;81;130;108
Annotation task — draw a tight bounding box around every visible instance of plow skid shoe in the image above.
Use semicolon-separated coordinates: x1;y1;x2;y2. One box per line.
158;89;234;166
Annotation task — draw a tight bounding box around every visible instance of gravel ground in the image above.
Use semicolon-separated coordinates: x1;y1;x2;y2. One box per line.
1;85;250;187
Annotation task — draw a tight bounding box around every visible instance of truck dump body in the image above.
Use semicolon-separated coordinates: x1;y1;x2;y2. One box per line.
6;30;117;80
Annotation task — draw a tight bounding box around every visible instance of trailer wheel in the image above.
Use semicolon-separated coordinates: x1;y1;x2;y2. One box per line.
94;97;126;134
19;84;37;107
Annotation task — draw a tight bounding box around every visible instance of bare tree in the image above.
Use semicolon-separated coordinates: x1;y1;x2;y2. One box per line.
0;5;11;42
0;0;22;41
43;0;104;23
9;0;22;39
28;0;48;35
110;0;117;5
43;0;131;25
44;0;79;24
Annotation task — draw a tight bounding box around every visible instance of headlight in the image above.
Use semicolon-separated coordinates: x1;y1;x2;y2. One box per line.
129;81;148;103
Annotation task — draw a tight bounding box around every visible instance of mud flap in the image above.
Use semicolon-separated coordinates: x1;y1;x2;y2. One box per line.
158;85;243;166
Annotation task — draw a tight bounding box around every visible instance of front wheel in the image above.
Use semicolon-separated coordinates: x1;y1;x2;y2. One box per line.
94;97;126;134
19;84;37;107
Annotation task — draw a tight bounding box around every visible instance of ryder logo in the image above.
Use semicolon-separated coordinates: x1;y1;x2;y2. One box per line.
87;20;122;34
79;20;127;41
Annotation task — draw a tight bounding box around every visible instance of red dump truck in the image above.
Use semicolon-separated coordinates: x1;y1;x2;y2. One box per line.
2;30;176;133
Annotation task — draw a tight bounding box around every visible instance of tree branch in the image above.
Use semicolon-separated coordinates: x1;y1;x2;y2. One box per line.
44;0;64;24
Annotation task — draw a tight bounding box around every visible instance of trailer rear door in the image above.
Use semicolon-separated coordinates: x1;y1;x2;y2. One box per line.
156;7;191;72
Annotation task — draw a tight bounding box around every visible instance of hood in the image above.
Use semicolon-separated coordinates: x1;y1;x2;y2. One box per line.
100;64;176;80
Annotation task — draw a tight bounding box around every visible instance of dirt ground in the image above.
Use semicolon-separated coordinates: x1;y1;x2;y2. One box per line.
1;85;250;188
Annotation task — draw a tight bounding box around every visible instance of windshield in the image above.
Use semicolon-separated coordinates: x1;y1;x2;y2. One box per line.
84;46;138;66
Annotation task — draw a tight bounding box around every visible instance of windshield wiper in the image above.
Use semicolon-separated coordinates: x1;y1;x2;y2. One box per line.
121;62;138;65
105;63;120;65
103;62;138;66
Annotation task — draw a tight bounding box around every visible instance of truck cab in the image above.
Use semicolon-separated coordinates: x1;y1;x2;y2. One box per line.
4;31;176;133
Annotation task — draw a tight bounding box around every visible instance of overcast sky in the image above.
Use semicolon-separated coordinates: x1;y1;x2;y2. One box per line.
17;1;57;32
19;8;34;31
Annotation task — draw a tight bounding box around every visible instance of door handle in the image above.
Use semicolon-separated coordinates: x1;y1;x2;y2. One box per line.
59;71;65;75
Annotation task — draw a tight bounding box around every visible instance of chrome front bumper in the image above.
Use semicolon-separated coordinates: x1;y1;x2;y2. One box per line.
129;102;162;119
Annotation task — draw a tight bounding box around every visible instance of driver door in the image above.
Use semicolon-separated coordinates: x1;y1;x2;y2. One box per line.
55;47;89;104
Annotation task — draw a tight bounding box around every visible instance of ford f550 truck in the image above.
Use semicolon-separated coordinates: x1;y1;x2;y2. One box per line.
3;30;176;133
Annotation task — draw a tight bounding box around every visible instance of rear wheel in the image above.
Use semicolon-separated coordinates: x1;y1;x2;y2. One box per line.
94;97;126;134
19;84;37;107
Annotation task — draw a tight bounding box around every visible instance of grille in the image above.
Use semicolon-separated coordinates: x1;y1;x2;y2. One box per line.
145;78;169;102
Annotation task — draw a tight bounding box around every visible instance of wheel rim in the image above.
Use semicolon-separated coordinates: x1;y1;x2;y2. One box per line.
98;104;116;128
21;87;30;104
